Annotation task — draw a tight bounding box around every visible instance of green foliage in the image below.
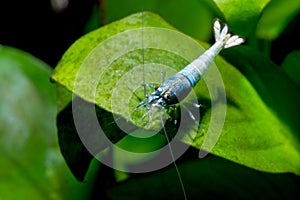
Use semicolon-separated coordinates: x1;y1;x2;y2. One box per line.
52;10;300;180
0;46;93;199
256;0;300;40
2;0;300;199
106;0;216;40
107;156;300;199
213;0;270;36
281;50;300;87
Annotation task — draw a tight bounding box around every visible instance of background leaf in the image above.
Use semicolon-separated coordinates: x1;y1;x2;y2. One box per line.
212;0;270;36
256;0;300;40
281;50;300;88
0;46;93;199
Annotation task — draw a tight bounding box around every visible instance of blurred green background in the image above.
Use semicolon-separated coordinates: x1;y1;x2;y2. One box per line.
0;0;300;199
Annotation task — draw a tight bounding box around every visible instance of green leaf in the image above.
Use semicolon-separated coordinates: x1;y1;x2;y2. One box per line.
217;46;300;175
212;0;270;36
52;11;300;178
256;0;300;40
53;12;179;180
281;50;300;87
0;46;92;199
56;95;132;181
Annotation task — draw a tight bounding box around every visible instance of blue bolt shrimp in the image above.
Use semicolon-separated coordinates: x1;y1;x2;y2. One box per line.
136;20;244;120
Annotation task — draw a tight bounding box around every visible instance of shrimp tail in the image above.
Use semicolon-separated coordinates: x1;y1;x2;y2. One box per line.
213;20;244;48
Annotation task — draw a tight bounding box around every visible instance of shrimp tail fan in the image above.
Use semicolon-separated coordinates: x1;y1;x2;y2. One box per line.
213;20;244;48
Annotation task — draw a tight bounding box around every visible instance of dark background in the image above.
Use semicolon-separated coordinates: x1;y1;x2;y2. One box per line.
0;0;299;68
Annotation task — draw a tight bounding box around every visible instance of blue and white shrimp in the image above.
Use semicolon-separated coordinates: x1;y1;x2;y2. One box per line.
137;20;244;119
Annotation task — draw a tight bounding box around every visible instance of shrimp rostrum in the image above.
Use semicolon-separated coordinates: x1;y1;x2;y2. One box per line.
136;20;244;122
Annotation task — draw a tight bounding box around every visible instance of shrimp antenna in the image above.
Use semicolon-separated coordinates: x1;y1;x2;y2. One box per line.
141;10;147;97
160;113;187;200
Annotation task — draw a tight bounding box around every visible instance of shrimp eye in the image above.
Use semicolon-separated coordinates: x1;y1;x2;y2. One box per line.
165;94;171;99
154;86;159;90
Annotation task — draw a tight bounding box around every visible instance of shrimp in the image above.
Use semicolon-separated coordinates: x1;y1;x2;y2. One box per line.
136;20;244;121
